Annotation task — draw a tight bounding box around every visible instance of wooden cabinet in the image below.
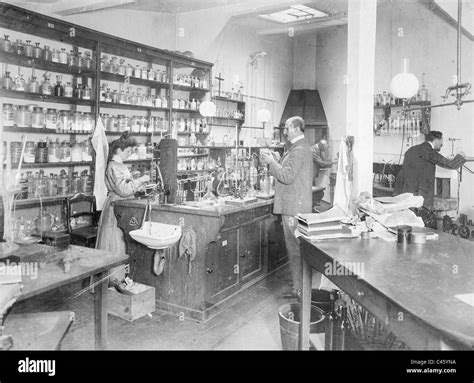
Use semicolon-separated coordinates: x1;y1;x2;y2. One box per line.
268;216;288;271
238;222;262;280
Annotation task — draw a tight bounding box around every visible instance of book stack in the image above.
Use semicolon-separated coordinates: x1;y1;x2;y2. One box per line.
296;205;354;240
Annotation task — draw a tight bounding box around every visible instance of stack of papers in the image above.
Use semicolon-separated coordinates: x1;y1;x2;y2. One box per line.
296;205;358;240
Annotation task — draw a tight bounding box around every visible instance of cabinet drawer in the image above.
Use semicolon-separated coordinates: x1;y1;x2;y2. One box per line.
254;204;272;218
221;211;253;230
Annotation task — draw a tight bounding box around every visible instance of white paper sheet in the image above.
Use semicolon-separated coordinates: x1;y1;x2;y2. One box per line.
454;293;474;307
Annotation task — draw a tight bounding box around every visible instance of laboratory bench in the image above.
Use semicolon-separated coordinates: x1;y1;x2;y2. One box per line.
113;198;287;322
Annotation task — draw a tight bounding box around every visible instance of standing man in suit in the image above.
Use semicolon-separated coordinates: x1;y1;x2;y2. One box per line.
394;131;465;228
311;139;336;181
261;116;314;297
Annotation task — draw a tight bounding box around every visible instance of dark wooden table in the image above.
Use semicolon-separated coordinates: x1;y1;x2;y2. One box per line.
14;244;128;350
299;232;474;350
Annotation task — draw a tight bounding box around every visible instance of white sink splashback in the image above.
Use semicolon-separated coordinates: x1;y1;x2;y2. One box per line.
129;222;182;250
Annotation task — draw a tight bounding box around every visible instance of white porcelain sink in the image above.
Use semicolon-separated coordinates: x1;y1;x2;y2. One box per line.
129;222;182;250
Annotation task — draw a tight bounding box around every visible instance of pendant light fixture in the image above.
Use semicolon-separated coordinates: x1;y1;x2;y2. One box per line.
390;58;419;99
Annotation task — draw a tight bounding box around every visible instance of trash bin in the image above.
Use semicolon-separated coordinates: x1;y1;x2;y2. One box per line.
278;303;325;350
311;288;332;314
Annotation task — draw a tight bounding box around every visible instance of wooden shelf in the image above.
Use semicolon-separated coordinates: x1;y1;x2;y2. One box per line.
123;159;153;163
0;51;96;77
105;131;161;136
100;71;169;88
177;131;209;136
2;126;91;135
172;84;210;92
211;117;244;122
178;169;214;174
99;102;169;112
1;89;95;106
212;96;245;104
5;161;93;169
177;153;209;158
178;145;232;150
172;108;201;114
374;101;431;110
13;193;87;208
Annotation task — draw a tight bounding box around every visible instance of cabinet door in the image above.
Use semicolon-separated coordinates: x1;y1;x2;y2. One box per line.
238;222;262;280
205;230;238;300
268;217;288;271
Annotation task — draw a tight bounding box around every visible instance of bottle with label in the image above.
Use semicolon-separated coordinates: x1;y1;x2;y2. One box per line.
24;141;36;163
43;45;52;61
41;73;52;95
3;103;15;127
1;35;12;53
48;138;60;163
2;71;14;90
64;82;73;97
31;106;45;129
28;76;40;94
54;75;64;97
134;65;141;78
59;48;68;64
17;105;31;128
15;73;26;92
14;39;24;55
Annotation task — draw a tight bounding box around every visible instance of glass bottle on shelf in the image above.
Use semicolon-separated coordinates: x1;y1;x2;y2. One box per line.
134;65;141;78
112;89;119;104
31;107;45;129
71;171;80;193
14;39;24;55
71;142;82;162
118;85;126;104
136;88;143;106
84;51;93;70
35;140;48;163
77;52;84;69
74;81;83;99
51;48;60;63
54;75;64;97
80;170;92;193
130;92;138;106
201;77;208;89
68;50;77;68
2;71;14;90
23;40;34;57
1;35;12;53
105;88;113;103
17;105;31;128
118;59;126;76
82;139;93;161
43;45;52;61
111;57;119;74
28;76;40;94
46;174;58;197
100;56;106;71
59;48;68;64
140;117;148;133
178;118;185;132
190;99;197;110
41;73;52;95
15;72;26;92
48;138;60;162
64;82;73;97
45;108;58;130
141;67;148;80
125;64;134;77
161;95;168;108
131;116;140;133
33;42;42;59
148;68;155;81
154;92;162;108
3;103;15;127
109;115;118;132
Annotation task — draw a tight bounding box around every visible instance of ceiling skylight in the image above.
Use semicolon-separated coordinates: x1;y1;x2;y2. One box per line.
259;4;328;24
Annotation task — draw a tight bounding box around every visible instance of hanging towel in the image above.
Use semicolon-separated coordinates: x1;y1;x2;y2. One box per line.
333;137;352;214
178;226;196;275
91;116;109;211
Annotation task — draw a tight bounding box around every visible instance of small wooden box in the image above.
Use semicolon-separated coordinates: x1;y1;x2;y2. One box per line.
108;283;155;322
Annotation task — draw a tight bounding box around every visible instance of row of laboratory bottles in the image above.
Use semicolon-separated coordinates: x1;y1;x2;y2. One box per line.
177;156;215;172
100;84;168;107
3;103;95;133
13;213;66;241
2;70;92;99
101;114;168;134
16;169;93;200
173;73;208;89
374;111;424;136
10;139;93;165
1;35;94;70
100;55;168;83
374;86;429;107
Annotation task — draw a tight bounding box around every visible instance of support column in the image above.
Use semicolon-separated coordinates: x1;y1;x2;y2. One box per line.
346;0;377;197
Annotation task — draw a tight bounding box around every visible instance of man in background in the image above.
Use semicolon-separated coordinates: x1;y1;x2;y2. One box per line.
394;130;465;228
261;116;314;297
311;139;336;182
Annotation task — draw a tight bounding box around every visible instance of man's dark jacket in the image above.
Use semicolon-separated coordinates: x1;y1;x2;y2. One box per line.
393;141;465;209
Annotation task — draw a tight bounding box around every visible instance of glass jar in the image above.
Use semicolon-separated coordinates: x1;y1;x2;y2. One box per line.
64;82;73;97
161;96;168;108
118;59;126;76
24;40;34;57
48;139;60;163
68;51;78;68
101;114;110;131
57;171;70;195
82;112;93;133
130;116;139;133
43;45;52;61
14;74;26;92
141;67;148;80
84;51;93;70
1;35;12;53
148;68;156;81
51;49;60;63
17;105;31;128
112;89;119;104
59;141;71;162
72;111;83;132
10;142;22;164
105;88;113;103
54;75;64;97
41;74;52;95
44;108;57;130
35;141;48;163
110;57;118;74
140;116;148;133
118;87;127;104
57;110;70;132
71;142;83;162
80;170;92;193
24;141;35;163
2;71;14;90
28;76;40;94
125;64;134;77
31;107;45;129
14;39;24;55
134;65;141;78
46;174;58;197
109;115;118;132
118;115;128;132
59;48;68;64
82;140;93;161
3;103;15;127
137;144;146;159
83;85;92;100
178;118;186;132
